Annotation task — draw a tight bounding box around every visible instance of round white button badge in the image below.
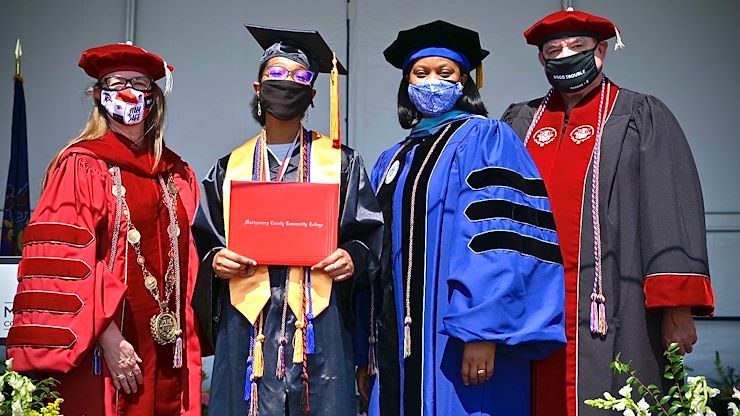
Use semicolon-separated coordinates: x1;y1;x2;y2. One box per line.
385;160;400;184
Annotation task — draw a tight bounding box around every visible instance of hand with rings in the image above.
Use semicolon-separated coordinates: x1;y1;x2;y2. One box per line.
99;323;144;394
212;248;258;280
461;341;496;386
312;248;354;282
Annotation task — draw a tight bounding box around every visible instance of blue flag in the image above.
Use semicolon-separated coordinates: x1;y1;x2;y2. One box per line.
1;76;30;256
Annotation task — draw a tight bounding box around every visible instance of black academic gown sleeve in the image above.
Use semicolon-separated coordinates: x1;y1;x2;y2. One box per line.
634;96;714;314
191;154;230;354
335;147;385;329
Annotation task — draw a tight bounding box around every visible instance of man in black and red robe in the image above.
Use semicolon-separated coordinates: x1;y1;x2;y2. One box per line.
502;8;715;416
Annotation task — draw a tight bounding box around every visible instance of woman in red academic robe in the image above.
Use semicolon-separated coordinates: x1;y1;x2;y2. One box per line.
6;43;203;415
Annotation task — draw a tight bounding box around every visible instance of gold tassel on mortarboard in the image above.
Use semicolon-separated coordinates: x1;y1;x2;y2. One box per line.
475;62;484;89
330;52;341;148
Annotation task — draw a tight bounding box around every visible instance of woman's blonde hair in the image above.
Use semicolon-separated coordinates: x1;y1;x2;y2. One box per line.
43;83;167;188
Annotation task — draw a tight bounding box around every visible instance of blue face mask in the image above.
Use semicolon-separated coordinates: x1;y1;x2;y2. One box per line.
407;79;464;117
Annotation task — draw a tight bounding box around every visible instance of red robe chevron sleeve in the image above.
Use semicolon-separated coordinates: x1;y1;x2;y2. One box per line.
7;152;127;372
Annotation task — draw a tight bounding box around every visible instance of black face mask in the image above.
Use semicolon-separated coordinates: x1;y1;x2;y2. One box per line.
545;47;601;93
259;80;314;121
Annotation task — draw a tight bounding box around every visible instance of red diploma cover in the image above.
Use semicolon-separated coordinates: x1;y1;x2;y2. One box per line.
228;181;339;266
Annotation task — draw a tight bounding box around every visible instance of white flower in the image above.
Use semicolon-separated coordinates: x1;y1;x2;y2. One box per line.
604;392;615;400
4;358;13;371
728;401;739;416
708;387;720;398
733;387;740;400
11;399;23;416
636;398;650;412
619;385;633;398
687;376;700;384
7;374;24;390
704;409;717;416
614;401;626;411
623;409;635;416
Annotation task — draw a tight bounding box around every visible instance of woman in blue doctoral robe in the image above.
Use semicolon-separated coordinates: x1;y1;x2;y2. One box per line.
360;21;567;415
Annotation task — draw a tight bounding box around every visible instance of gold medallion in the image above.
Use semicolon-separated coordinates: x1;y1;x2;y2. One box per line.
127;229;141;244
167;180;178;196
144;274;158;291
165;270;176;287
150;311;178;345
168;224;180;237
112;184;126;197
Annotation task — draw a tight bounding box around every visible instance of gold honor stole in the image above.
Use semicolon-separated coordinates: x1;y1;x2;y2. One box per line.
223;131;341;325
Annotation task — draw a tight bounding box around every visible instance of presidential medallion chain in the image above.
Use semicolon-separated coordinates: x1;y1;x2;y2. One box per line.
110;167;184;366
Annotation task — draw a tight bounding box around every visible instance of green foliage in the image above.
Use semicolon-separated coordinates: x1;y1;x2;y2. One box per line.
585;343;738;416
0;358;63;416
707;351;740;415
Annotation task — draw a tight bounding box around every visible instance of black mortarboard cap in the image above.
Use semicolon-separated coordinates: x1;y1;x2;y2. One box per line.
384;20;489;73
246;24;348;75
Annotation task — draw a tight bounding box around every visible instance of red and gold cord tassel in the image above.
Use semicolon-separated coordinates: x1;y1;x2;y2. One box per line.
276;336;287;379
249;384;259;416
330;52;341;149
301;294;311;414
301;372;311;414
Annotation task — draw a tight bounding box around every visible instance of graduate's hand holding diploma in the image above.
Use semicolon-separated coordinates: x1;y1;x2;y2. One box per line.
461;341;496;386
312;248;354;281
212;248;258;279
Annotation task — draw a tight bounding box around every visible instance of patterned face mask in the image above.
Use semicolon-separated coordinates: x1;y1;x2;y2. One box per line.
100;88;153;125
407;79;464;117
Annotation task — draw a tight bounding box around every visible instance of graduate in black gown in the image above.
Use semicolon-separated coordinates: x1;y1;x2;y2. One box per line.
500;9;715;416
192;26;383;416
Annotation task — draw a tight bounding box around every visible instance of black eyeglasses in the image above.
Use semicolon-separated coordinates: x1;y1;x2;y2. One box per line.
99;75;153;91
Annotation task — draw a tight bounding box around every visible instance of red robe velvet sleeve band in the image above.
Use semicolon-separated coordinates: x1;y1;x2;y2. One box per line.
6;153;127;373
643;273;714;316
